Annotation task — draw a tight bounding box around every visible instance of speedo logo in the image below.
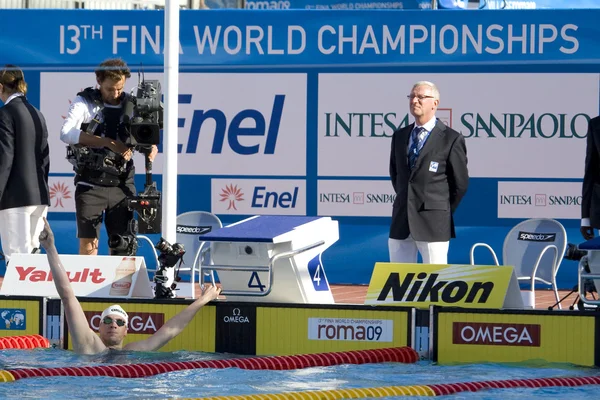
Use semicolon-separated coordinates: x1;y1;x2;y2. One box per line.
376;272;493;304
518;231;556;242
176;225;212;235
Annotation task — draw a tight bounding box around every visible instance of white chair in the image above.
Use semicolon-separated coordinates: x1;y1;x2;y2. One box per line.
138;211;222;298
470;218;567;309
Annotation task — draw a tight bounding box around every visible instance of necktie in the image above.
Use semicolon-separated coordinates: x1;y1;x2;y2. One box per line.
408;127;425;171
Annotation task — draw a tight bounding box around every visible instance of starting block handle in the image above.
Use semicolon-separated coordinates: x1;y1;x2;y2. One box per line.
203;240;325;297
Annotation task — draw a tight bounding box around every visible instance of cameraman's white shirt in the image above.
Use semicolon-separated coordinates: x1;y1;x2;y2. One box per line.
60;94;123;145
60;94;125;187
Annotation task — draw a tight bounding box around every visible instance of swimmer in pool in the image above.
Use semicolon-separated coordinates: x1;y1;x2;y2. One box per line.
38;217;222;355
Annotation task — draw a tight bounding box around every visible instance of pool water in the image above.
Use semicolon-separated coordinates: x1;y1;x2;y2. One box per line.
0;349;598;399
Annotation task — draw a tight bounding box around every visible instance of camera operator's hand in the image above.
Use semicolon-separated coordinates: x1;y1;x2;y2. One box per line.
39;217;55;250
149;145;158;162
581;225;595;241
106;139;133;161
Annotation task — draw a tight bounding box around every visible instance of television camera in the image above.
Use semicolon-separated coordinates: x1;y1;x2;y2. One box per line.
549;243;597;310
153;238;186;299
563;243;597;294
109;77;186;299
107;77;164;258
122;78;163;234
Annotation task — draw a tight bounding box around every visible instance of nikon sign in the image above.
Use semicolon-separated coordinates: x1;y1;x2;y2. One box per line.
318;73;598;178
365;263;523;309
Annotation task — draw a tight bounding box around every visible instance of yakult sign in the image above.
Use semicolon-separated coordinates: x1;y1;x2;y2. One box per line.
318;73;598;179
0;254;153;298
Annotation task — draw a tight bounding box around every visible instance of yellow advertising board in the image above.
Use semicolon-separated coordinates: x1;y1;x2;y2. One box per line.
255;306;411;356
0;297;42;337
365;263;523;309
435;309;596;366
67;300;216;352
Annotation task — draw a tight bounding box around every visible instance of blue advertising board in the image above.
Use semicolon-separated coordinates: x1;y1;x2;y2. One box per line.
0;9;596;67
488;0;600;8
0;9;598;288
245;0;432;9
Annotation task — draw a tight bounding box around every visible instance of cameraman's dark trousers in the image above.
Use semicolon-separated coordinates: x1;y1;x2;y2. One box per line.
75;180;135;255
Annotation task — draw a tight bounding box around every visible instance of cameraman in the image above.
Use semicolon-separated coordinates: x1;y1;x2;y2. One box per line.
60;59;157;255
582;117;600;240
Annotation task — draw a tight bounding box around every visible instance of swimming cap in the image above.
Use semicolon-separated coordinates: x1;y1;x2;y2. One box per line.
100;305;128;326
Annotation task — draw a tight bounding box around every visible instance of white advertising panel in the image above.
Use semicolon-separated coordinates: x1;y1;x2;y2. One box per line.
318;180;394;217
497;181;582;219
318;73;598;179
48;175;76;213
211;179;306;215
41;72;307;176
307;317;394;342
1;254;153;298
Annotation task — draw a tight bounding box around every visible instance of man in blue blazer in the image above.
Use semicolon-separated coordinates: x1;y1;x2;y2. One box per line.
389;81;469;264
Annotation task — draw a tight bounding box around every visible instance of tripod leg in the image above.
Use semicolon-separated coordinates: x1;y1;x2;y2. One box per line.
548;287;577;310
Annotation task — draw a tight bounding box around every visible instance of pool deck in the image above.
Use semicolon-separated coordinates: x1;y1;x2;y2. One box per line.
0;274;581;309
330;284;580;309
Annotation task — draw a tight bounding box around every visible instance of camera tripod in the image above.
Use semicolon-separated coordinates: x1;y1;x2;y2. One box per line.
127;147;161;234
548;284;597;311
107;148;161;254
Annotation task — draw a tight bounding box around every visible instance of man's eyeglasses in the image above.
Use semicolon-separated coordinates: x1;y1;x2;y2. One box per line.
102;317;126;327
407;95;436;101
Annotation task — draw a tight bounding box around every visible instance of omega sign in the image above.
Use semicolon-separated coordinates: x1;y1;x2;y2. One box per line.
223;308;250;324
84;311;165;335
452;322;541;347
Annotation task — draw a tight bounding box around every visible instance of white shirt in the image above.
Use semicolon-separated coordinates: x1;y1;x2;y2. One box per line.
408;116;437;152
60;92;126;187
582;218;591;227
3;92;24;105
60;94;123;145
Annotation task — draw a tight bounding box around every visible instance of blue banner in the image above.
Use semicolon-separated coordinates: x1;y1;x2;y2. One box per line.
487;0;600;9
0;9;597;67
245;0;432;9
0;8;591;288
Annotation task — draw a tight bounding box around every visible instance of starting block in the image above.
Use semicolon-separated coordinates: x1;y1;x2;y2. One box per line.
199;215;338;304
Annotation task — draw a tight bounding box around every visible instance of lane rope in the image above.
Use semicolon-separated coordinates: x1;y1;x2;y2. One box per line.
187;375;600;399
0;335;50;350
4;346;418;381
